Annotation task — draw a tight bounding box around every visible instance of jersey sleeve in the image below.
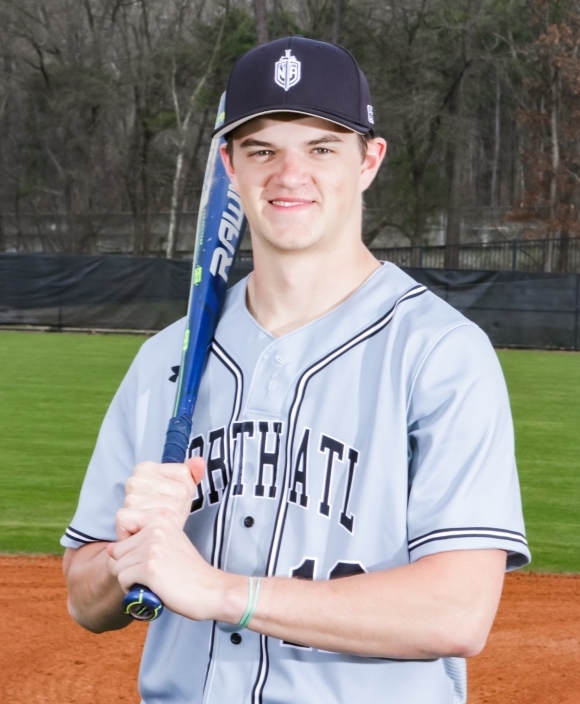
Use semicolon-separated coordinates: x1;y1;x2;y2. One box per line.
406;323;530;570
60;353;139;549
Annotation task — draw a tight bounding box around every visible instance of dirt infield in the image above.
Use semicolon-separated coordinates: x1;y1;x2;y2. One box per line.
1;555;579;703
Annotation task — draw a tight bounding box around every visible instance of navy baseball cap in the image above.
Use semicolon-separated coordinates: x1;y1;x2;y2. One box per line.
213;36;375;139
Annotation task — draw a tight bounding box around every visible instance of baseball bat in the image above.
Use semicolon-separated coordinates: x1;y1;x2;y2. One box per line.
122;93;247;621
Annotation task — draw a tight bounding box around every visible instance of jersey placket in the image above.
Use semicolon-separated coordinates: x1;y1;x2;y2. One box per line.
203;339;297;704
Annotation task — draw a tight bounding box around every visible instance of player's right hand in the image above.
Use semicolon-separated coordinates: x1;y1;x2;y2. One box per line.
116;458;205;541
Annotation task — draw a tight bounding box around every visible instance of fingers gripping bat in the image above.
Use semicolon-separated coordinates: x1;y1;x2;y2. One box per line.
122;93;247;621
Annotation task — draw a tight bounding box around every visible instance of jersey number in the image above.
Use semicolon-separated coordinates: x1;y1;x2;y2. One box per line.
282;557;366;648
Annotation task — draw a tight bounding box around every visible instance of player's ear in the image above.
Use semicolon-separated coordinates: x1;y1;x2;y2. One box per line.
360;138;387;192
220;143;240;191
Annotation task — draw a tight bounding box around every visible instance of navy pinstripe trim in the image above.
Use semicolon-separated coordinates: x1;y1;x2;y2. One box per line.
408;527;528;552
208;340;244;570
268;284;428;578
252;284;428;704
251;634;267;704
203;339;244;696
65;527;102;544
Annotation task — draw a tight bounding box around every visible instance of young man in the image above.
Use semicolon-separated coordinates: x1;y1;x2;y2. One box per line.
62;37;530;704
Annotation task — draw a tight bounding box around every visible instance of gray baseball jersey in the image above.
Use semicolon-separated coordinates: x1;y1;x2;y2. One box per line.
62;262;530;704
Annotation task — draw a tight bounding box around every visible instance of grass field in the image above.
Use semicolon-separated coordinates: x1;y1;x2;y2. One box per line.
497;350;580;572
0;331;579;572
0;331;145;553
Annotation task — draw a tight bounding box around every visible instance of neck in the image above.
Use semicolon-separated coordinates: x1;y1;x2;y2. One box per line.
246;234;380;338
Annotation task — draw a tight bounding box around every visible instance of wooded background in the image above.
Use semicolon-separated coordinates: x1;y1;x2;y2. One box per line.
0;0;579;262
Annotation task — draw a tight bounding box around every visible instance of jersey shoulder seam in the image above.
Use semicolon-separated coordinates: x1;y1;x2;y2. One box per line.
405;321;478;415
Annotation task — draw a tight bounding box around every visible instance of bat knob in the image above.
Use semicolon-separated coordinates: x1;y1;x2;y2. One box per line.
123;584;164;621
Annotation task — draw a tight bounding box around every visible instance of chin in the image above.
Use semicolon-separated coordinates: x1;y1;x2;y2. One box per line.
262;232;323;252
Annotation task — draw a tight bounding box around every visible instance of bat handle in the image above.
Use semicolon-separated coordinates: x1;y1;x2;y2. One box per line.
162;415;193;464
123;416;193;621
123;584;164;621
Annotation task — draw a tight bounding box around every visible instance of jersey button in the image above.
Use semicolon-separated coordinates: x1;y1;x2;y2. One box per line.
244;516;255;528
230;632;242;645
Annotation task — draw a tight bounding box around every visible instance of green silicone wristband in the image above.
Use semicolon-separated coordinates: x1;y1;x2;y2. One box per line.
238;576;255;629
249;577;262;624
239;577;261;629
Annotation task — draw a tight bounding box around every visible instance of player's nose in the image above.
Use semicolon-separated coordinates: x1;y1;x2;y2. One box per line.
270;149;309;189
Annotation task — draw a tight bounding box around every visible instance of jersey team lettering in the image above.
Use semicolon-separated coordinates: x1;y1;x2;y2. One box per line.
187;422;359;533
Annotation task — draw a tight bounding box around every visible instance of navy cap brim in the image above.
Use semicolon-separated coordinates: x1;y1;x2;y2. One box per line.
213;107;372;140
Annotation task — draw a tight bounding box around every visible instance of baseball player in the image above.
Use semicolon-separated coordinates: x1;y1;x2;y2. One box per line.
62;37;530;704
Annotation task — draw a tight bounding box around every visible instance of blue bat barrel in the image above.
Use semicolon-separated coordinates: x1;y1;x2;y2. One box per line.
123;93;247;621
162;132;246;461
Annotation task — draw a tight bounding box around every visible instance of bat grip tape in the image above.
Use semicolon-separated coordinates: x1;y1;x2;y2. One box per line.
162;415;193;464
123;415;193;620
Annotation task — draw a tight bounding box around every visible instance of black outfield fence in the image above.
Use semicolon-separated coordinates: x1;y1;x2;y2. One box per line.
1;252;579;350
0;253;253;332
376;237;580;273
406;268;580;350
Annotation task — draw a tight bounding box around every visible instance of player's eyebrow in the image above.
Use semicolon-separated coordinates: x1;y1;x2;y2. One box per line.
239;138;274;149
305;135;344;146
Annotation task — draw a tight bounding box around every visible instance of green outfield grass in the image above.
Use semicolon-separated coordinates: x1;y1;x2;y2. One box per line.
497;350;580;573
0;331;146;553
0;332;579;572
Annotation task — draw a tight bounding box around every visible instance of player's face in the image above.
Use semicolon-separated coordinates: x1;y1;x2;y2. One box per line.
220;115;386;253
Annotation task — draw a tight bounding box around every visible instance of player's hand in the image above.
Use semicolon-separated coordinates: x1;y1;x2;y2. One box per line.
106;510;241;622
117;458;205;540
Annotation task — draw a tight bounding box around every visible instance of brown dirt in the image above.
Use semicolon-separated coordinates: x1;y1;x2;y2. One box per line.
469;571;580;704
1;556;578;703
0;555;147;704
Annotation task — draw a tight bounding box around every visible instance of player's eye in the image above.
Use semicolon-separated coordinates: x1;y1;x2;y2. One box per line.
249;149;274;157
312;147;332;155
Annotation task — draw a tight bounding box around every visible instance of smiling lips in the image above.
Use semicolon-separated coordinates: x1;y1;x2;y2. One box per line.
269;199;315;208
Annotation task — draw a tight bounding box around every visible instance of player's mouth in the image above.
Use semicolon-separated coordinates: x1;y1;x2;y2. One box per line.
268;198;315;210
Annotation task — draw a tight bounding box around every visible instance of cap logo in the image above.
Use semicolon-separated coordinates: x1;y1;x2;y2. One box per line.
367;105;374;124
275;50;301;91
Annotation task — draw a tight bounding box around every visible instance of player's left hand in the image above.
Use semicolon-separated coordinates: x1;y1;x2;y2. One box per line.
117;457;205;541
106;510;239;622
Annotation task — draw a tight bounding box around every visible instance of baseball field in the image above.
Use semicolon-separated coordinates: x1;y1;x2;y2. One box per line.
1;330;579;703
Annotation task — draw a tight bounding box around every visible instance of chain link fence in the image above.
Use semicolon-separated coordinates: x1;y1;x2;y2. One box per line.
375;238;580;273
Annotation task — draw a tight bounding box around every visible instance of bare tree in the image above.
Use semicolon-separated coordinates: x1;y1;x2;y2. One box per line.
0;0;562;260
445;0;484;268
508;0;580;272
490;70;501;208
332;0;341;43
252;0;269;44
166;10;227;258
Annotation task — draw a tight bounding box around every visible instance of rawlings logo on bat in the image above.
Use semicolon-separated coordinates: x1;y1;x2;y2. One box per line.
209;185;244;282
